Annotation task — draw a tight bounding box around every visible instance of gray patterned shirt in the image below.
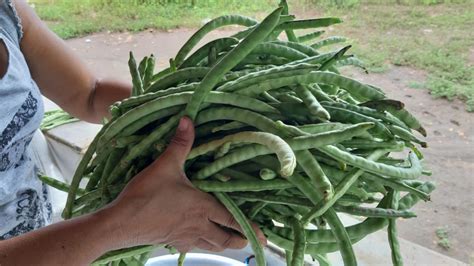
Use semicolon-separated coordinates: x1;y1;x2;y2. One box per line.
0;0;51;239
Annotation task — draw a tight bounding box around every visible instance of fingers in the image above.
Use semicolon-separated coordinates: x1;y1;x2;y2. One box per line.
158;116;195;167
203;222;248;250
175;224;247;253
195;239;221;252
171;236;231;253
176;239;229;253
250;222;267;246
173;244;192;253
207;199;267;245
207;199;243;234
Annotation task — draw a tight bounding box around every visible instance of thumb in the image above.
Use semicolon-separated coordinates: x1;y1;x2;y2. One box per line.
159;116;195;167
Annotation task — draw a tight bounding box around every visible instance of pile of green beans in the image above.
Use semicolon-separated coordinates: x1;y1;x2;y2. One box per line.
54;2;434;265
40;109;79;131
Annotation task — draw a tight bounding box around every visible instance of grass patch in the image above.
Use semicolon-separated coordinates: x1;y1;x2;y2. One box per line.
436;227;451;250
31;0;276;39
32;0;474;111
292;1;474;111
408;81;426;89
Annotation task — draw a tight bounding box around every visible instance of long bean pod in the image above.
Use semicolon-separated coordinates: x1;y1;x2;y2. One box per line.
189;131;296;177
289;217;306;266
179;38;239;69
174;15;258;66
214;193;266;266
319;145;423;179
184;8;283;120
301;149;388;224
387;190;404;266
237;71;385;101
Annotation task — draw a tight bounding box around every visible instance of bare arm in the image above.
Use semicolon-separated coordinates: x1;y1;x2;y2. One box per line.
0;209;121;266
15;0;131;123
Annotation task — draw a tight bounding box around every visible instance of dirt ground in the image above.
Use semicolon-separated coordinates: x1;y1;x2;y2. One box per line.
64;29;473;263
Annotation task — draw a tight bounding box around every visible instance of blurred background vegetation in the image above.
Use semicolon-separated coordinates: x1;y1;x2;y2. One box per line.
29;0;473;111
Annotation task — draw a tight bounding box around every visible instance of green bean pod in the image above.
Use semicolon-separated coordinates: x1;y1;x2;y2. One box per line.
336;56;367;72
251;43;308;60
340;139;404;150
174;15;258;66
211;121;248;133
106;113;182;185
214;193;266;266
276;18;343;31
336;205;416;218
128;52;143;96
301;150;388;224
296;150;334;199
272;183;436;244
143;55;155;90
388;125;427;147
298;30;325;43
361;100;426;136
192;179;293;192
147;67;210;92
311;36;347;49
238;55;290;68
178;253;186;266
91;246;156;266
232;14;295;40
271;40;319;56
237;71;385;101
323;105;393;139
259;168;277;180
138;56;148;79
38;174;83;195
218;63;317;93
180;37;239;69
294;85;331;120
184;8;283;120
189;131;296;177
319;145;423;179
279;0;298;43
115;83;198;111
321;101;408;129
289;217;306;266
388;190;404;266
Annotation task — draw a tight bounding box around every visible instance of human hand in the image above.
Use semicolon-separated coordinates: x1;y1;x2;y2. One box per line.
104;117;266;252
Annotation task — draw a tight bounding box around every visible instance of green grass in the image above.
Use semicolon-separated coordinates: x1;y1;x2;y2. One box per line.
33;0;474;111
436;227;451;250
292;0;474;111
32;0;275;39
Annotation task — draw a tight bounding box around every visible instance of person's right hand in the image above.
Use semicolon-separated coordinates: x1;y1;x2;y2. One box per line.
102;117;266;253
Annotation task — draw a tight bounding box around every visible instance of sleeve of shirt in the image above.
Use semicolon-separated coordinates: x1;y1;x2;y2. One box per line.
0;0;24;43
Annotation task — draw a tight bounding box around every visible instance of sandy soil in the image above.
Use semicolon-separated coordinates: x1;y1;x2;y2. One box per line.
345;67;473;263
64;29;473;263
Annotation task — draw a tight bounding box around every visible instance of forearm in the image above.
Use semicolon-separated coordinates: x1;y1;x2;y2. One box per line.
88;78;131;123
0;209;123;266
14;0;131;124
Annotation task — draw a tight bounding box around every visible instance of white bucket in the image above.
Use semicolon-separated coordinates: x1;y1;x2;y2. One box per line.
146;253;246;266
